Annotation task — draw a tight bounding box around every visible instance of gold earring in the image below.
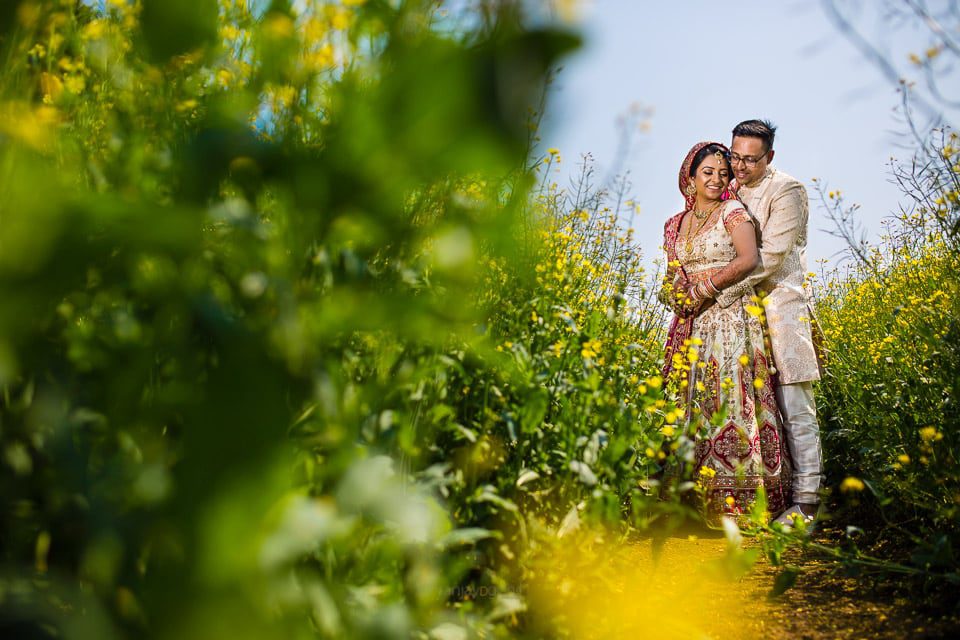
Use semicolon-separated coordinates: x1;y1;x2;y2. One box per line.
684;183;696;196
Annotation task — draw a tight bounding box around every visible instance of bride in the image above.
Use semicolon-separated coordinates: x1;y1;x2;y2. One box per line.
657;141;791;525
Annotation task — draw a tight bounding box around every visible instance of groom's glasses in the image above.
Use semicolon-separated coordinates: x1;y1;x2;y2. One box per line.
730;151;767;168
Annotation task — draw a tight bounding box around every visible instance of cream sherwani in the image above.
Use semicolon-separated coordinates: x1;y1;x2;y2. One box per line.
715;167;820;385
715;166;823;505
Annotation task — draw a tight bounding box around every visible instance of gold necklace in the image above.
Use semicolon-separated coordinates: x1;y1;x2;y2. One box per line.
683;202;720;255
691;200;721;220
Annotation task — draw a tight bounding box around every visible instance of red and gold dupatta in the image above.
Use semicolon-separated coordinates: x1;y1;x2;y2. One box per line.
660;141;736;380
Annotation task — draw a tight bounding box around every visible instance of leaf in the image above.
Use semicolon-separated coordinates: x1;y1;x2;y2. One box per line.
911;534;955;569
486;593;526;622
721;516;743;548
519;388;548;434
557;502;582;538
862;478;893;506
569;460;597;486
141;0;217;62
429;622;468;640
749;484;768;525
769;566;800;597
516;469;540;487
454;423;478;443
429;403;456;424
438;527;499;550
582;429;607;465
473;485;518;513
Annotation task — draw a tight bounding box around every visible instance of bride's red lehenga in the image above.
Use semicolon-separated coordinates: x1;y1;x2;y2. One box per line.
659;142;791;526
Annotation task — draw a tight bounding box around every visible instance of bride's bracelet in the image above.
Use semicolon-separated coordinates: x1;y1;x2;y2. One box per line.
690;278;720;302
690;281;707;302
705;277;721;297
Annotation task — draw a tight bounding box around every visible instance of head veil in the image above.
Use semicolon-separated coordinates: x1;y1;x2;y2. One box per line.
664;141;737;265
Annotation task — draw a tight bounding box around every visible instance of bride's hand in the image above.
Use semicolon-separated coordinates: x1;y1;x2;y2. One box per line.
668;281;694;318
678;282;704;318
660;275;689;316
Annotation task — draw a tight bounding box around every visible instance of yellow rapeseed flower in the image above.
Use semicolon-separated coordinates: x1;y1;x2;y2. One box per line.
840;477;865;493
39;72;63;101
81;19;107;41
216;68;234;88
220;24;242;40
330;7;352;30
581;338;601;359
175;99;198;113
738;354;749;367
306;43;336;70
264;13;295;39
0;102;59;149
64;75;85;94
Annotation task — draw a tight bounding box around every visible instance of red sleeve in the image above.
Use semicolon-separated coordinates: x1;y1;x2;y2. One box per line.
722;201;751;234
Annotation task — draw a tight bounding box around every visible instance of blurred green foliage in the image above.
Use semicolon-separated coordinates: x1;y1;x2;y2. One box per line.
0;1;615;637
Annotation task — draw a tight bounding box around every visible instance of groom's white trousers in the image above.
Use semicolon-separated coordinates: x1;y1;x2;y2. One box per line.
775;381;823;505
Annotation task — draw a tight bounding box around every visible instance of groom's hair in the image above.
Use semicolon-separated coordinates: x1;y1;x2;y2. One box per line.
732;119;777;152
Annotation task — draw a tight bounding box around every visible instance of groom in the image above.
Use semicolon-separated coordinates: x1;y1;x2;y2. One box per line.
714;119;824;528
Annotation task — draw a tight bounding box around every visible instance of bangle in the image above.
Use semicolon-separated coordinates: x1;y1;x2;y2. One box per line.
692;281;709;301
706;277;721;297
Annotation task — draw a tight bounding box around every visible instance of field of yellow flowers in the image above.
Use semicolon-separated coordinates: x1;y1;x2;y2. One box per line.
0;2;958;638
812;131;960;587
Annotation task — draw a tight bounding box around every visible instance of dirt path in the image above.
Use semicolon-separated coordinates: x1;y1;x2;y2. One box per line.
734;528;960;640
525;525;960;639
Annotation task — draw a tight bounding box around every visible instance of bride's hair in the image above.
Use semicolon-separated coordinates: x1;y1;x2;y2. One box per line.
689;143;732;177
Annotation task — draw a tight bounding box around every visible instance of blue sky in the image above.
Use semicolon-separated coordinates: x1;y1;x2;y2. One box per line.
540;0;959;274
